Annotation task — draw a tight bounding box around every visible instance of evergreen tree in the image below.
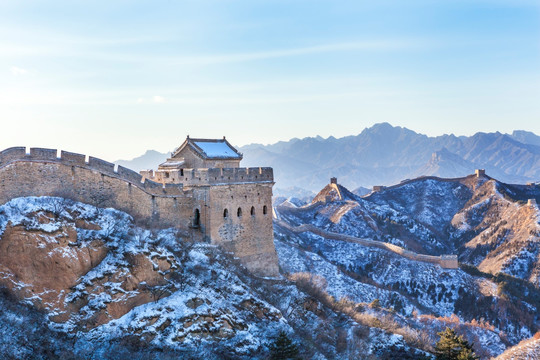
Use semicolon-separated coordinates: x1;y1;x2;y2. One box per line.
268;331;300;360
435;328;478;360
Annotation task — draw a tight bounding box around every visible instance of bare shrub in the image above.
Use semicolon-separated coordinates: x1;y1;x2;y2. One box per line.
289;272;334;308
288;272;435;353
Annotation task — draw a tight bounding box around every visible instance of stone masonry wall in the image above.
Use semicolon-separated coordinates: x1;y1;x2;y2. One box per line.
0;148;196;229
149;166;273;187
0;147;280;277
203;182;279;277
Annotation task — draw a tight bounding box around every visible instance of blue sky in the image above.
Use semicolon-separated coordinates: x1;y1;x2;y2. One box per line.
1;0;539;160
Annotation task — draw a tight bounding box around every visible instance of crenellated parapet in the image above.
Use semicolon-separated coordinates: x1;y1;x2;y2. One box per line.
180;167;273;187
0;147;27;163
0;147;185;197
144;164;273;188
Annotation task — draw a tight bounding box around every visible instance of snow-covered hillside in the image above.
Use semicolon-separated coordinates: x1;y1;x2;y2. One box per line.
0;197;288;358
0;196;434;359
495;333;540;360
1;171;539;359
274;174;540;358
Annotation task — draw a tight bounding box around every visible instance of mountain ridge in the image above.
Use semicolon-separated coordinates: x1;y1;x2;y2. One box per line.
114;123;540;194
240;123;540;191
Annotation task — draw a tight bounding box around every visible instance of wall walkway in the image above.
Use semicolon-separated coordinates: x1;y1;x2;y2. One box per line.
274;219;459;269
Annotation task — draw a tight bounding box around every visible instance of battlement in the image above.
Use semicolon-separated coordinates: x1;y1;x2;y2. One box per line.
475;169;486;177
0;147;185;197
186;167;273;186
148;166;273;187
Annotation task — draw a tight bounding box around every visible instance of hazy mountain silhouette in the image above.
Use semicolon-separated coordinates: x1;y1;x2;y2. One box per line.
116;150;169;172
116;123;540;192
241;123;540;191
511;130;540;147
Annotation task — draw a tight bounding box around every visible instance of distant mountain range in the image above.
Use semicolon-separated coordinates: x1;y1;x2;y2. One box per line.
115;150;172;172
115;123;540;193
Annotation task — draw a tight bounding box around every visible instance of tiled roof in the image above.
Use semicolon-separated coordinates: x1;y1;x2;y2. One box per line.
172;137;243;160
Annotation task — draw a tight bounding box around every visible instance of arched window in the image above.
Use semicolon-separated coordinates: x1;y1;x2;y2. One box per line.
223;209;228;218
250;206;255;216
263;205;268;215
193;209;200;227
237;207;242;217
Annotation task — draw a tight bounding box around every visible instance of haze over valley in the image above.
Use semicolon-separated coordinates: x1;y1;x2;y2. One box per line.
117;123;540;195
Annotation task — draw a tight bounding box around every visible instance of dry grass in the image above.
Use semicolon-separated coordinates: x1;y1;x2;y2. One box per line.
288;272;434;353
418;313;495;332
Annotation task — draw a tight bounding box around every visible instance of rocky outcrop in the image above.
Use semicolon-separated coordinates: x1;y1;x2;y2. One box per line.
0;209;174;326
0;196;285;356
0;222;106;319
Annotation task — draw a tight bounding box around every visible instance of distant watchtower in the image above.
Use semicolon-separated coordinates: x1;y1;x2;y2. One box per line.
330;177;337;184
475;169;486;178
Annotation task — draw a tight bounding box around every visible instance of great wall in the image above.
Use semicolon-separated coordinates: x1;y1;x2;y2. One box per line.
274;176;460;269
274;219;459;269
0;146;195;227
275;172;538;270
0;146;279;277
370;169;486;193
5;146;508;273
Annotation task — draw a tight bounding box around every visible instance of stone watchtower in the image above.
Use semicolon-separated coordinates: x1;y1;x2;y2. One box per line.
141;136;279;277
475;169;486;178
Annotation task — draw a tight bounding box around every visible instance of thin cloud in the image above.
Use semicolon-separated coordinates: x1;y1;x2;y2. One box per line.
0;38;424;66
135;96;166;104
153;95;165;103
169;40;424;66
10;66;28;75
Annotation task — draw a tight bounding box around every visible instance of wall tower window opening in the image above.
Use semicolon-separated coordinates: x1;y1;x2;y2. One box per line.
193;209;200;228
